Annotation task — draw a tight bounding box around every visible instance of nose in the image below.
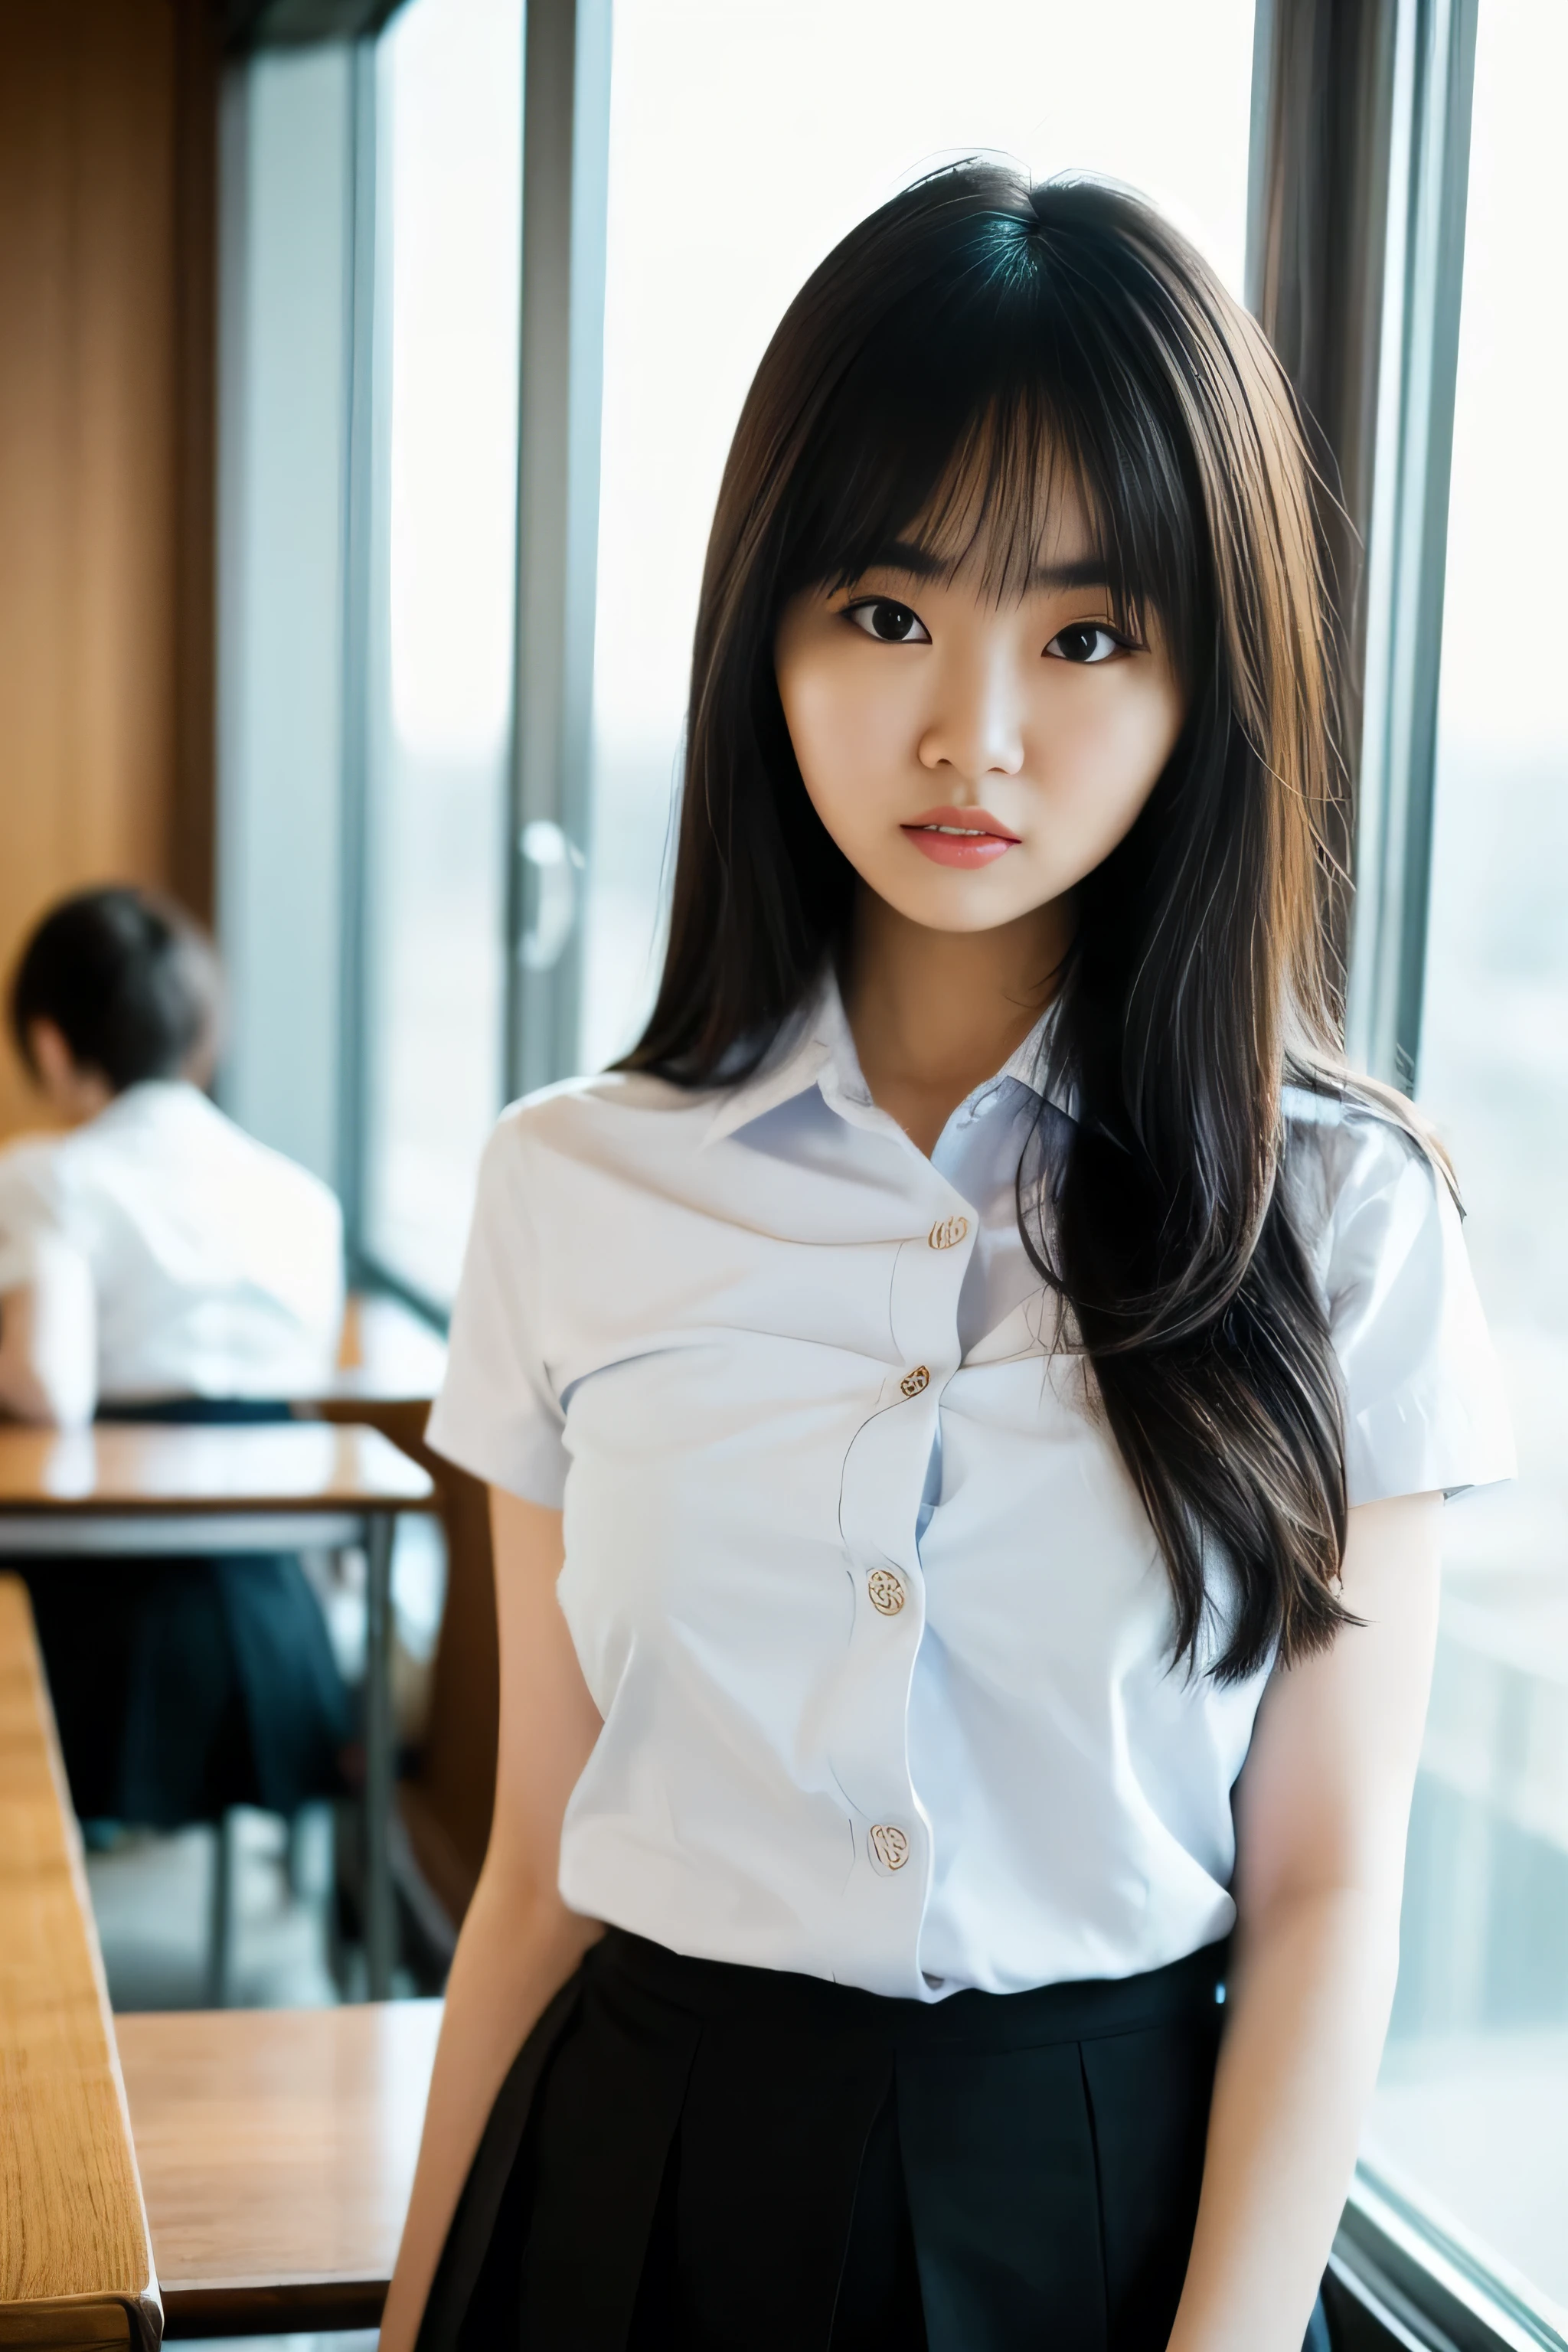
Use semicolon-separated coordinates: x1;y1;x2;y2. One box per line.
916;642;1027;785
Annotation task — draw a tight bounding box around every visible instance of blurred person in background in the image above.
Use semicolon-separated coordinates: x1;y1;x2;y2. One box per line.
0;885;349;1831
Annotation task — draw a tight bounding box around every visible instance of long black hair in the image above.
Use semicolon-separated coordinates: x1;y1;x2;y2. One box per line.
622;163;1361;1681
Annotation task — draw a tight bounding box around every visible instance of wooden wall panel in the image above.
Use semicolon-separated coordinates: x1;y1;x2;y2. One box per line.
0;0;217;1145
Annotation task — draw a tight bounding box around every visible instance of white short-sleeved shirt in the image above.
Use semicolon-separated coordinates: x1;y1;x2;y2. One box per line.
428;981;1513;2001
0;1082;344;1404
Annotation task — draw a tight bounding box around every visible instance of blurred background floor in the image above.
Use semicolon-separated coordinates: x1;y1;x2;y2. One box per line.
86;1805;339;2010
181;2338;377;2351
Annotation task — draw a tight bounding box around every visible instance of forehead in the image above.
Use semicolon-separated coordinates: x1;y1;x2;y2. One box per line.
861;460;1105;600
864;414;1109;599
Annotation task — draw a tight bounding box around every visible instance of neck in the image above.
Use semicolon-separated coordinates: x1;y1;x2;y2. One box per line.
842;888;1073;1155
52;1078;116;1128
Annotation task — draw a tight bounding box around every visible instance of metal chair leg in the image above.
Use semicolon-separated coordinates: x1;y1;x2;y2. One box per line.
205;1808;234;2008
363;1513;398;2000
285;1806;308;1898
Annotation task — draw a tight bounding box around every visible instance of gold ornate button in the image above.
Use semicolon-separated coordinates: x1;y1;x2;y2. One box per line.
867;1569;906;1616
899;1365;930;1399
928;1215;969;1250
871;1823;910;1871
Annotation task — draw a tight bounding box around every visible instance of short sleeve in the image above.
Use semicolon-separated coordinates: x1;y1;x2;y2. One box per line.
425;1115;569;1505
1295;1102;1515;1506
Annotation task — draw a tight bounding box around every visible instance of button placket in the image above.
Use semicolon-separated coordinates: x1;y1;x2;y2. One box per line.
887;1207;973;1371
840;1195;976;1581
825;1187;977;1975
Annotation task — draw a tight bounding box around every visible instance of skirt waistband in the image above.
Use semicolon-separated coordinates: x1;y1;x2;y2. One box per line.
590;1928;1229;2051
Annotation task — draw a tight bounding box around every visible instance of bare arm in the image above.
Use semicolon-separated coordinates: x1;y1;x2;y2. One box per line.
378;1489;603;2352
0;1243;96;1426
1165;1491;1442;2352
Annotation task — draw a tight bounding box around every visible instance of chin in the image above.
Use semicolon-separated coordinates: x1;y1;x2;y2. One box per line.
881;883;1040;935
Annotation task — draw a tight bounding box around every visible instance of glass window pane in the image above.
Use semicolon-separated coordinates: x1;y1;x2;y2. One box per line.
582;0;1257;1073
1366;1;1568;2321
361;0;522;1305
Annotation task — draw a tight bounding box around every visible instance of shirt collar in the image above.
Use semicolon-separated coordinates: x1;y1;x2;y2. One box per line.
87;1078;204;1133
704;969;1066;1147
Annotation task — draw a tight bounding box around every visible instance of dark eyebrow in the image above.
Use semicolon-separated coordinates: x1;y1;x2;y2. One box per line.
1028;557;1116;593
860;541;1113;594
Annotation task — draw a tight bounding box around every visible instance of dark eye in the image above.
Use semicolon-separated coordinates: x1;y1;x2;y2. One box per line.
846;599;931;644
1046;622;1123;665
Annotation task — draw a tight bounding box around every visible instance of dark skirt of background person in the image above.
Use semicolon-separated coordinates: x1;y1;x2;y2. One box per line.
20;1397;350;1828
416;1926;1333;2352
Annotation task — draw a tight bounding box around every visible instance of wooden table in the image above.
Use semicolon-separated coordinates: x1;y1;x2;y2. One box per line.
116;2001;441;2337
0;1574;160;2350
0;1424;435;2000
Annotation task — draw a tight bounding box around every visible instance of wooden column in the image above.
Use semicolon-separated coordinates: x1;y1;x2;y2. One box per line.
0;0;217;1145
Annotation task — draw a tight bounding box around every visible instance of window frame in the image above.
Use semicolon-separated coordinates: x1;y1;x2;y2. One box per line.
1254;5;1563;2344
505;0;612;1102
1332;2174;1568;2352
333;0;611;1320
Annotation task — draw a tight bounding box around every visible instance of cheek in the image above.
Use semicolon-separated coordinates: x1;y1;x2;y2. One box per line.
778;652;909;830
1039;672;1183;842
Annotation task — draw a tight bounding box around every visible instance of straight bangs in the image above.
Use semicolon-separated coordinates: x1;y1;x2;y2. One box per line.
772;212;1211;692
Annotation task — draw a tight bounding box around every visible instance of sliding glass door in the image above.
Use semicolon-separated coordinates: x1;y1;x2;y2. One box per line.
1364;2;1568;2323
357;0;523;1307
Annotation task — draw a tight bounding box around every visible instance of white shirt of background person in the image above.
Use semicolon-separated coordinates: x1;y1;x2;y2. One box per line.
0;1014;343;1428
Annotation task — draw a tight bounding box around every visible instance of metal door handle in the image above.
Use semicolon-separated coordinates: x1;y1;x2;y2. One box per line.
519;819;583;972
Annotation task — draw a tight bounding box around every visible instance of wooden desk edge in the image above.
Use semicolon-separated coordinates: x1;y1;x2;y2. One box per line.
158;2275;385;2337
303;1382;441;1411
0;1494;433;1517
0;1577;163;2347
0;2288;162;2350
0;1423;435;1513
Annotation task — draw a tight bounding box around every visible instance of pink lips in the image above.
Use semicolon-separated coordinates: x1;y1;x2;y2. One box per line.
901;806;1021;868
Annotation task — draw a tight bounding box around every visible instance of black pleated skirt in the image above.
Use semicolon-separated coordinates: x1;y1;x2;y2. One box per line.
416;1926;1302;2352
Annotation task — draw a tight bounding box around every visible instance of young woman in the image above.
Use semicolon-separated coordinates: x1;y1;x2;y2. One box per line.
383;167;1512;2352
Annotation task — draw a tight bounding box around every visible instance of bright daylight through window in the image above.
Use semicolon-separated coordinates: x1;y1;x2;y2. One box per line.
360;0;522;1305
1361;1;1568;2326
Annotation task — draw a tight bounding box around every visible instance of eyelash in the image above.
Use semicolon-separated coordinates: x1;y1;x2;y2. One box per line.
1046;622;1135;665
841;597;1137;662
843;597;928;644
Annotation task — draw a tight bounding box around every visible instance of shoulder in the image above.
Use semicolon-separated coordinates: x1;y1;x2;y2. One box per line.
1281;1078;1477;1381
1282;1074;1430;1168
1281;1080;1445;1269
174;1089;344;1238
480;1067;718;1190
1282;1080;1513;1498
460;1070;726;1312
0;1129;69;1220
0;1128;66;1181
0;1131;84;1292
